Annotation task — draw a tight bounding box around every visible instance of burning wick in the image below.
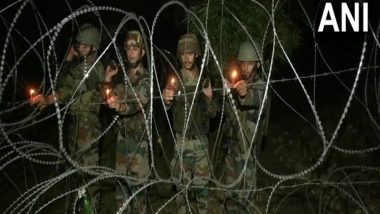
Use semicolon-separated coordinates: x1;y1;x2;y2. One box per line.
170;77;175;91
30;89;35;100
231;70;238;85
106;88;110;100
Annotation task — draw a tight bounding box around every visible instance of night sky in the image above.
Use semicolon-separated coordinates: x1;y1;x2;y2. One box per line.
1;0;379;213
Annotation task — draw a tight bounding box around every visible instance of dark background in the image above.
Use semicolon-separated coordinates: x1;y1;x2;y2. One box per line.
1;0;379;213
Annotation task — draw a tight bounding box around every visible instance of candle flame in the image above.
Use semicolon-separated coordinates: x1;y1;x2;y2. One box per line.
30;89;35;96
171;78;175;85
231;70;238;79
106;89;110;96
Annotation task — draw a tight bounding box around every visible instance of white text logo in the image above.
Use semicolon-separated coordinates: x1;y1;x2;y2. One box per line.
318;2;368;32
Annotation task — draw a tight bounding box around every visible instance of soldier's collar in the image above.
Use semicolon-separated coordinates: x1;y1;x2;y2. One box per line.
81;53;96;64
180;66;199;80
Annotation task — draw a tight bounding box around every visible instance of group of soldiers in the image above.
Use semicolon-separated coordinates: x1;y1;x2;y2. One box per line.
30;22;266;214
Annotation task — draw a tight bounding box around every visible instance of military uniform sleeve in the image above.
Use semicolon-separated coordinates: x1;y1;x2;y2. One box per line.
86;62;104;92
56;71;76;103
119;78;150;115
60;59;78;76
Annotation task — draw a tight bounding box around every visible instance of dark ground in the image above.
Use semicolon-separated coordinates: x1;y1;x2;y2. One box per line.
1;0;380;213
1;91;379;213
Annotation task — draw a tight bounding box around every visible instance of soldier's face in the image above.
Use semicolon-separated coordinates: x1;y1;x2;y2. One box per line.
77;43;95;57
125;44;145;65
180;51;197;70
240;61;260;79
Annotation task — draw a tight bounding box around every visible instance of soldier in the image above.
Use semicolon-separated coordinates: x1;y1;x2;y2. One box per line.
162;33;218;214
222;40;265;213
104;30;150;213
30;23;104;213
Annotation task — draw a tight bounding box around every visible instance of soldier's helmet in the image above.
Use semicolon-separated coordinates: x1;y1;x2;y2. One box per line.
125;30;144;48
75;23;100;48
238;40;261;62
177;33;201;57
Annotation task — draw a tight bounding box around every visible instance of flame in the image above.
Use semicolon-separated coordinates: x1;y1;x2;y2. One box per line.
169;77;176;90
231;70;238;79
29;89;35;100
106;88;110;96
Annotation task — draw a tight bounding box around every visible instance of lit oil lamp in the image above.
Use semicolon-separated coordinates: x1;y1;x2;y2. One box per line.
29;89;35;100
231;70;238;85
105;88;111;100
169;77;175;91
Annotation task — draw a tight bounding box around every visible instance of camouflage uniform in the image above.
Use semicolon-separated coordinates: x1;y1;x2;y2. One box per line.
170;67;218;214
58;56;104;163
222;41;265;213
56;23;104;213
57;54;104;212
222;74;265;213
106;65;150;213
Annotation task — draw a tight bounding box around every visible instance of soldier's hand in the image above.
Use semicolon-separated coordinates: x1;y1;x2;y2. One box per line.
66;45;78;62
235;80;248;97
107;95;124;112
105;64;119;82
202;79;213;101
162;88;174;105
30;94;51;110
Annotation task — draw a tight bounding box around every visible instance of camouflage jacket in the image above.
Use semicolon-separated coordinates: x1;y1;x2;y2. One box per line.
57;55;104;117
224;74;265;144
109;66;150;139
170;67;218;136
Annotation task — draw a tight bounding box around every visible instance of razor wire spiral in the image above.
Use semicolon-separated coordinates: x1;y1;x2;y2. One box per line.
0;0;380;213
